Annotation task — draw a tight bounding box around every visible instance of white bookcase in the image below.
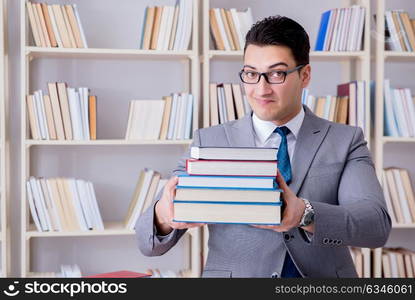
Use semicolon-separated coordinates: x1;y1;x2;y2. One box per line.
201;0;372;276
373;0;415;277
20;0;201;277
0;0;9;278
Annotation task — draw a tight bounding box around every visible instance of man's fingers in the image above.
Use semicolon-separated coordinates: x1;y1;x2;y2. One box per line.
276;171;288;191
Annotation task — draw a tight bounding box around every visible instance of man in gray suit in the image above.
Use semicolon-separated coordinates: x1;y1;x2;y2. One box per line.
135;16;391;277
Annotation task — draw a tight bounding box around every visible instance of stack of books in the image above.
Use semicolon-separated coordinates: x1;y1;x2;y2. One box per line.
140;0;193;51
349;247;371;278
384;10;415;52
26;1;87;48
301;80;366;133
382;168;415;225
207;83;251;127
383;79;415;137
26;177;104;232
31;265;82;278
381;248;415;278
27;83;97;141
125;93;194;140
124;169;167;230
173;146;282;225
209;7;254;51
315;5;365;51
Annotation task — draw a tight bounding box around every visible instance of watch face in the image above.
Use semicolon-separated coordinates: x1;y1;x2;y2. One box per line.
303;211;314;226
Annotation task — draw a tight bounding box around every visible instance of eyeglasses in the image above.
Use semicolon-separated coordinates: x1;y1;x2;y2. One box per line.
239;64;305;84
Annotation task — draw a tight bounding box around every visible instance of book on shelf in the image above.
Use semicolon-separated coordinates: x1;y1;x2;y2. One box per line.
382;168;415;225
140;0;193;51
314;5;365;51
384;10;415;52
27;83;97;141
84;270;151;278
206;83;250;127
349;247;371;278
27;1;87;48
124;169;166;230
177;174;277;190
381;248;415;278
190;146;278;161
383;79;415;137
26;177;104;232
125;93;194;141
186;159;278;177
301;80;366;134
209;7;253;51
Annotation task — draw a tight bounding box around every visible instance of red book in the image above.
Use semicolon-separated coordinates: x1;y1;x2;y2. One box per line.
186;159;278;177
85;270;151;278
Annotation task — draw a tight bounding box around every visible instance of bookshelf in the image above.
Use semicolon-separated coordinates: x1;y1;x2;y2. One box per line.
201;0;372;276
0;0;8;277
20;0;201;277
374;0;415;277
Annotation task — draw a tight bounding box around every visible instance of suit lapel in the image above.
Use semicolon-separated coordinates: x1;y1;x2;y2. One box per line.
290;106;330;195
225;113;256;147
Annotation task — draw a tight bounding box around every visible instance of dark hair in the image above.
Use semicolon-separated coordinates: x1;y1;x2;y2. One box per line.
244;15;310;66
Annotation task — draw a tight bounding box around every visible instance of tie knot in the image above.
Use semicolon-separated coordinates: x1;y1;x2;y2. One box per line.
274;126;290;137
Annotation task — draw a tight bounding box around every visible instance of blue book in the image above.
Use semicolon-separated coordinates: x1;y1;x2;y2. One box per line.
315;10;332;51
139;7;148;49
184;94;193;139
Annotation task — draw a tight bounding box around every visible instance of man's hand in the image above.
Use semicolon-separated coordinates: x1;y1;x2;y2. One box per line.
154;176;205;235
252;171;310;233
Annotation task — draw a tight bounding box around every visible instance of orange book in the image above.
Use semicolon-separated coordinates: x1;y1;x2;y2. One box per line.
26;95;40;140
150;6;163;50
225;9;240;50
41;3;57;47
220;8;235;50
43;94;57;140
209;9;224;50
159;96;172;140
65;5;84;48
85;270;151;278
32;2;47;47
143;7;155;50
89;95;97;140
56;82;73;140
52;4;71;48
60;5;77;48
26;2;42;47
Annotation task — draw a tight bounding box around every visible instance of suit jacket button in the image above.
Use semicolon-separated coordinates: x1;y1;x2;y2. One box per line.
284;233;291;241
323;238;329;244
271;272;279;278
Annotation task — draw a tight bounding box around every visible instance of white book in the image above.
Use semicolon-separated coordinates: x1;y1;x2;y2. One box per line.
392;169;413;223
79;87;90;140
329;8;341;51
220;85;228;122
127;169;155;229
393;89;410;137
73;4;88;48
156;179;168;198
156;6;170;50
180;0;193;50
147;100;165;140
177;94;188;140
26;181;42;232
355;7;365;51
347;6;359;51
403;89;415;136
323;9;336;51
67;88;83;140
130;101;146;139
47;4;63;48
388;252;399;278
341;7;351;51
35;178;53;231
173;94;183;139
173;0;186;50
385;11;401;51
362;248;371;278
28;94;42;140
395;10;412;51
184;94;193;139
75;180;93;230
382;171;397;224
214;8;231;51
162;6;175;50
125;101;135;139
335;8;345;51
29;177;49;231
384;80;399;136
399;89;414;137
40;178;60;231
87;181;104;230
357;81;365;133
34;91;48;140
68;178;89;231
168;93;179;140
45;178;63;231
230;8;243;50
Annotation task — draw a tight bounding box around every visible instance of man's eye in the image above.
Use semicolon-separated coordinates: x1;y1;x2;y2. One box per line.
269;71;285;78
245;72;258;78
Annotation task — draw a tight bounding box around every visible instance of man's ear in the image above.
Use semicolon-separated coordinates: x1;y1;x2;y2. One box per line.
301;64;311;88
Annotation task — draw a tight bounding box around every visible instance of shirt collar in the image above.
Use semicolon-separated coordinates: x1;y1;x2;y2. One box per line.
252;107;305;144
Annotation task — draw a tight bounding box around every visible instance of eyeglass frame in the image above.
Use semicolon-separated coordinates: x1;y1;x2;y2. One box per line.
239;64;306;84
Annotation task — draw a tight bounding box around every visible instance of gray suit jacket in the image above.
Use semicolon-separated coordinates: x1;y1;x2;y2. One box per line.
135;105;391;278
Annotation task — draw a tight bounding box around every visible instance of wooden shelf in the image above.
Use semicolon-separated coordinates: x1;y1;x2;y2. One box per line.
26;222;135;239
25;46;196;60
25;139;193;147
208;50;368;59
382;137;415;144
384;51;415;59
392;223;415;229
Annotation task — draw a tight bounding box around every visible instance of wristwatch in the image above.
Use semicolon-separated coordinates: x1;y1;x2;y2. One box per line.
299;198;314;227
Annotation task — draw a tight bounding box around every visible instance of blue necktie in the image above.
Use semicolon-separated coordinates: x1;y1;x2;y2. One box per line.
274;126;301;278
